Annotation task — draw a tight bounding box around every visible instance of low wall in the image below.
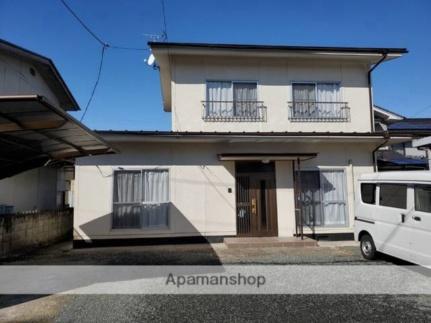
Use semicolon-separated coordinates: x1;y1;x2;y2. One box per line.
0;209;73;259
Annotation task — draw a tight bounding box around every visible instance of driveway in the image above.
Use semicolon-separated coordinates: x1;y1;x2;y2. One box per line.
0;241;430;322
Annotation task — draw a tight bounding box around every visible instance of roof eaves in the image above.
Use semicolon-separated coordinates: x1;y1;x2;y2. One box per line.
373;105;405;119
148;41;408;55
95;130;413;138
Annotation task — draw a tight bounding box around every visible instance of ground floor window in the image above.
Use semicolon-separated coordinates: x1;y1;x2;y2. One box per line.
112;169;169;229
297;169;348;227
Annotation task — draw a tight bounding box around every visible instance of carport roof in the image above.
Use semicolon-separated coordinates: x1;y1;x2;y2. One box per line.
0;95;114;178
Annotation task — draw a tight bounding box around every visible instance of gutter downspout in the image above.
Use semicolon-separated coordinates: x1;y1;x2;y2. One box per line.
368;52;388;132
372;133;390;172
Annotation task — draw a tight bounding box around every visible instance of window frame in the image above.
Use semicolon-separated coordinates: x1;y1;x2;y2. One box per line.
414;184;431;214
205;80;259;102
378;183;408;210
296;167;349;228
291;81;342;103
111;168;170;230
361;183;377;205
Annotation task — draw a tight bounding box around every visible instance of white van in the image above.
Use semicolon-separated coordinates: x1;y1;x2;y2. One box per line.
355;171;431;266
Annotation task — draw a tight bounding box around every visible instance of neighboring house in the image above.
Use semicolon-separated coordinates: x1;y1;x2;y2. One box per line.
373;105;431;170
413;136;431;168
373;105;404;131
74;42;411;245
0;39;112;213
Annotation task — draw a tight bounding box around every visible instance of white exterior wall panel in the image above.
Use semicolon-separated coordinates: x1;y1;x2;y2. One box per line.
74;142;374;241
171;56;371;133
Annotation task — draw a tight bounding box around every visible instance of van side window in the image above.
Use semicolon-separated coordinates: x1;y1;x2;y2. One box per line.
379;184;407;209
361;183;376;204
415;185;431;213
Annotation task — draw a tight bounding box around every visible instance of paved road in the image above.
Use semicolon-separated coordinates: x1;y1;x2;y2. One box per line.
0;242;431;322
55;294;431;323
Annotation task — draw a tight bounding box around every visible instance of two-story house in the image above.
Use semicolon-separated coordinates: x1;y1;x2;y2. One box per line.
73;42;411;245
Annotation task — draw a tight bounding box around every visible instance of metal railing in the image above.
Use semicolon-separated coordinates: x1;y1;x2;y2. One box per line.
288;101;350;122
202;101;266;122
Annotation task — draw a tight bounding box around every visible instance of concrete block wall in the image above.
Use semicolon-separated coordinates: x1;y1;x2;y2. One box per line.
0;209;73;259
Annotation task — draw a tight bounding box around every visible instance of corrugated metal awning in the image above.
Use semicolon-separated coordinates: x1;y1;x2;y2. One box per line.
0;95;114;178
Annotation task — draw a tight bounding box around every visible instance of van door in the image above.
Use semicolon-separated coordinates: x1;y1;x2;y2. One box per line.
409;184;431;266
374;183;413;261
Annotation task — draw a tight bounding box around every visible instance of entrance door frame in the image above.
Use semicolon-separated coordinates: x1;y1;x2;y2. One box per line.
235;161;278;237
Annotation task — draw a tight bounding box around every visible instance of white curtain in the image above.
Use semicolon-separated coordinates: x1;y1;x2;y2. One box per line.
142;170;169;227
320;170;347;226
113;171;142;228
316;83;340;117
233;83;257;117
206;81;232;117
113;170;169;229
292;84;316;117
299;171;323;227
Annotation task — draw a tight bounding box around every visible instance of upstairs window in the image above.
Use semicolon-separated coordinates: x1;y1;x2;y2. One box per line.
204;81;263;121
290;82;347;121
292;82;340;103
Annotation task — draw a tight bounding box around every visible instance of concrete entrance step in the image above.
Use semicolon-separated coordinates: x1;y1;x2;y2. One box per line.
224;237;317;248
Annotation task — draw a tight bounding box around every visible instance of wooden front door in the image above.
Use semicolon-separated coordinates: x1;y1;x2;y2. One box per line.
236;162;278;237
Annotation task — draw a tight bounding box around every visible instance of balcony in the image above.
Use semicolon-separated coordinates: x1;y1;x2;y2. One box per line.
288;101;350;122
202;101;266;122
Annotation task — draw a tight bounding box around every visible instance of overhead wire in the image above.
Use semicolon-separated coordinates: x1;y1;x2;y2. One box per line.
60;0;152;120
80;45;107;122
60;0;107;47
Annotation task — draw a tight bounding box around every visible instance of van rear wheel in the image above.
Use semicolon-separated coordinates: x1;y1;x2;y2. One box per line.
360;234;377;260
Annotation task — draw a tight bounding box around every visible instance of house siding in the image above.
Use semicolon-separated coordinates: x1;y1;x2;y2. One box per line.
171;55;371;133
0;52;61;107
73;141;374;241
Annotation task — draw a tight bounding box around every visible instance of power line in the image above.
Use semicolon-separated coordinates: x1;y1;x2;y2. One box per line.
60;0;150;50
80;45;106;121
60;0;107;47
60;0;169;120
60;0;152;120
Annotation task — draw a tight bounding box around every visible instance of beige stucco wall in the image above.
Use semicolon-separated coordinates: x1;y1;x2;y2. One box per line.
0;53;61;107
170;55;371;133
74;141;375;241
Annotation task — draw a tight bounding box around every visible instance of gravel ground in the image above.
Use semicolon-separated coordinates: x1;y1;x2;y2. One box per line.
0;241;367;265
0;241;430;322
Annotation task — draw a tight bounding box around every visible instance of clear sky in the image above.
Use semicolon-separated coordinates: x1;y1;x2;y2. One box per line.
1;0;430;130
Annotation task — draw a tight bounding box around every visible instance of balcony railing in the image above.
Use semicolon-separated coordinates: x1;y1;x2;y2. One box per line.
202;101;266;122
288;101;350;122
